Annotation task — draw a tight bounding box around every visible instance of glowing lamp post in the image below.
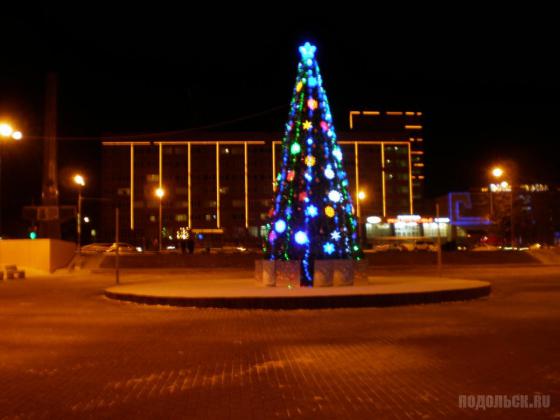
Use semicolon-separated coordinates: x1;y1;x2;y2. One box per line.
73;174;86;253
155;187;165;252
0;122;23;237
490;165;515;246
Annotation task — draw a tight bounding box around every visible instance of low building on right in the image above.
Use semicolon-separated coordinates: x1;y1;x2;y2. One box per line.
436;183;560;247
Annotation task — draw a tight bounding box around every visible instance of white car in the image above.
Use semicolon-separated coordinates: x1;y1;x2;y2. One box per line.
81;243;112;253
104;243;138;253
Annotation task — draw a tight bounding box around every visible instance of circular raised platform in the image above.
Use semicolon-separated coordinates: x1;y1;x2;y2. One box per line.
104;276;491;309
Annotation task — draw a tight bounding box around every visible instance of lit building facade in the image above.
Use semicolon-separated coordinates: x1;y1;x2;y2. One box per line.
349;110;425;212
101;129;420;247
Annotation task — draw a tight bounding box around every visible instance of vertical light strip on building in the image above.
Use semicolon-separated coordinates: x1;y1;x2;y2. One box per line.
354;142;360;219
130;144;134;230
272;142;276;190
158;143;163;189
216;142;220;228
408;142;414;214
187;142;192;228
381;143;386;217
244;141;249;229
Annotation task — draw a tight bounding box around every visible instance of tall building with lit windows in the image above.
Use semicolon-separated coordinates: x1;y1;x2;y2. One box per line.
100;114;422;247
349;110;425;211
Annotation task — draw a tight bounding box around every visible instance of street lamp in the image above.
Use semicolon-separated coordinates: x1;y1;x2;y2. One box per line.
0;122;23;237
491;167;504;179
73;174;86;253
155;187;165;252
490;165;515;246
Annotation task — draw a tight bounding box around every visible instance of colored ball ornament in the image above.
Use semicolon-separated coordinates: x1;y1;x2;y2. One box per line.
295;231;308;245
290;142;301;155
308;76;317;87
333;147;343;161
307;98;318;110
303;120;313;130
320;121;329;131
296;81;303;92
305;155;316;167
274;220;287;234
324;166;335;180
306;205;318;217
328;190;341;203
287;170;295;181
323;242;335;255
325;206;335;218
268;231;277;242
298;192;307;201
304;172;312;182
306;137;313;145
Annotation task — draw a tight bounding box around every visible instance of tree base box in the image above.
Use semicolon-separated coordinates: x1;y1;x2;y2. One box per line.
313;260;333;287
333;260;354;286
255;259;358;287
261;260;276;287
353;259;369;284
275;261;300;288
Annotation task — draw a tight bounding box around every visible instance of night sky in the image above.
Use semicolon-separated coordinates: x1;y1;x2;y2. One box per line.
1;6;559;236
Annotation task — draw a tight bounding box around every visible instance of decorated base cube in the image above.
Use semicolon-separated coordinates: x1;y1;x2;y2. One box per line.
333;260;354;286
313;260;333;287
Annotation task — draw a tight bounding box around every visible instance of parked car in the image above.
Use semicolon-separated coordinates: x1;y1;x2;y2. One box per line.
472;243;499;252
372;243;402;252
81;243;112;253
414;240;438;252
104;243;139;253
399;242;416;252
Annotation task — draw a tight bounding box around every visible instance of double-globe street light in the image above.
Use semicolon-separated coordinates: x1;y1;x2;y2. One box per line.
0;122;23;237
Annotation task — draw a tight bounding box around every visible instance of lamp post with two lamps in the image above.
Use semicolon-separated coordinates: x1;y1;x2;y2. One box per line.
0;122;23;237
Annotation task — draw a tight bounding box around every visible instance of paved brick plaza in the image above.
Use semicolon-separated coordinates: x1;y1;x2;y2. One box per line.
1;266;559;419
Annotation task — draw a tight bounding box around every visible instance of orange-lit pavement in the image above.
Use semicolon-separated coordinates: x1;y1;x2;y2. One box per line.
1;265;559;419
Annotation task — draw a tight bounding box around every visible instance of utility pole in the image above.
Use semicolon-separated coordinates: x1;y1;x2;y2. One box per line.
115;207;120;285
436;203;443;277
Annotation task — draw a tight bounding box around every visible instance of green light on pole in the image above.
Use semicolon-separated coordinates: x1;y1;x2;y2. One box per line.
29;231;37;240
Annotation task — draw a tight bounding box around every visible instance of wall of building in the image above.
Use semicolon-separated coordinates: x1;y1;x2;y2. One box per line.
0;239;76;272
100;133;418;247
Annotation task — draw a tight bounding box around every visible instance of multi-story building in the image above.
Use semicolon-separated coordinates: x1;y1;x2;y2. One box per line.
100;112;425;248
349;110;425;212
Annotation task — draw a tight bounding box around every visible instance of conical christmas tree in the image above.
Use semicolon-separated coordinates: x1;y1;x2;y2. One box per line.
265;42;361;286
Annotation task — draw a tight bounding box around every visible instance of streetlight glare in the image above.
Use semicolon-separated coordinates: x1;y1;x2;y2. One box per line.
0;123;13;137
491;167;504;178
12;131;22;140
155;187;165;198
73;174;86;187
358;191;366;200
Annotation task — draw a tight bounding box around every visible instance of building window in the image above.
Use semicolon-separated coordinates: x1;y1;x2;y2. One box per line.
175;214;187;222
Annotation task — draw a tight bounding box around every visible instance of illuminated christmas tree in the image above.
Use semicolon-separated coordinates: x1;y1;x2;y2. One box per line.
265;42;361;287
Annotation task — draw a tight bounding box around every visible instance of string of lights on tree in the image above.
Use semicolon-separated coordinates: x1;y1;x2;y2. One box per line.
264;42;361;286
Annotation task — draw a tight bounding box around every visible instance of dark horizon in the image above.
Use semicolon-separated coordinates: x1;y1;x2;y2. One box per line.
1;7;560;236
